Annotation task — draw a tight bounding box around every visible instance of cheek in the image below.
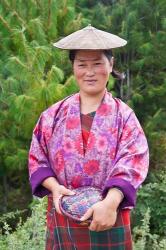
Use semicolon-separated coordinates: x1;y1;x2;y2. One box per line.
73;68;84;80
97;67;110;78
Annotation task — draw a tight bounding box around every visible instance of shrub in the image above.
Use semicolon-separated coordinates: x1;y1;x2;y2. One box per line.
0;198;46;250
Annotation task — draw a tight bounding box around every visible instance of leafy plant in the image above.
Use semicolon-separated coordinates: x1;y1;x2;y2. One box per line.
0;198;47;250
133;208;166;250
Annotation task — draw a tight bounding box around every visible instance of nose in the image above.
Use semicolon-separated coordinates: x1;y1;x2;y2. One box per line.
85;66;95;76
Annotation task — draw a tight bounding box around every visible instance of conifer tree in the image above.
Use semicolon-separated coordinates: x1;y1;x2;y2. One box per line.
0;0;81;213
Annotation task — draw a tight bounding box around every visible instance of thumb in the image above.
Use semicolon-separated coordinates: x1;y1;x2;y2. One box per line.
80;207;93;221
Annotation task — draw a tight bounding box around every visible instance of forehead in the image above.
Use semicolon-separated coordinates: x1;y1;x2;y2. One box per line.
74;50;105;61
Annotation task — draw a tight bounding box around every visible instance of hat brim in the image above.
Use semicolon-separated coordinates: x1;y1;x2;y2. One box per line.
53;25;127;50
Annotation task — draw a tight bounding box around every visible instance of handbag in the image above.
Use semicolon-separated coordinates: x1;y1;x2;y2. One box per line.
59;186;103;224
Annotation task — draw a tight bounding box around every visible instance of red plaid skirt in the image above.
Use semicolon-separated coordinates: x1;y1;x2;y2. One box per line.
45;197;133;250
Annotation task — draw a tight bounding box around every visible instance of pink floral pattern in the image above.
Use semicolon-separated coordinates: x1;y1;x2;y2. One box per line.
86;132;96;150
64;138;74;153
29;91;149;192
66;117;80;129
54;150;65;174
98;103;111;116
74;133;84;155
84;160;100;175
29;154;38;173
96;136;108;152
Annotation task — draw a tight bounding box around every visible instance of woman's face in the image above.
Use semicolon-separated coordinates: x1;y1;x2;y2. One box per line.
73;50;113;96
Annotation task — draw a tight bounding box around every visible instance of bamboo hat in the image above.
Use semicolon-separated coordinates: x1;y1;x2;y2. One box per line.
53;24;127;50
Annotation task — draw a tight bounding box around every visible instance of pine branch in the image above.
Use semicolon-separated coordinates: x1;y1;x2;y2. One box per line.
9;57;28;70
0;15;12;32
47;0;52;29
35;0;43;10
2;0;26;28
12;11;26;27
1;0;10;10
27;18;47;44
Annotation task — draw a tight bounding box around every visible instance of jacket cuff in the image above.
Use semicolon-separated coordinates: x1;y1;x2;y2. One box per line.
103;178;137;208
30;167;56;198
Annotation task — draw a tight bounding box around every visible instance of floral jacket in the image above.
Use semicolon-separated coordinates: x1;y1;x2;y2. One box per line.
28;90;149;208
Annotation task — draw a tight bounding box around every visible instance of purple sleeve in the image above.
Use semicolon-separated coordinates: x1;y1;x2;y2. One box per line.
103;178;136;208
30;167;56;198
28;113;57;198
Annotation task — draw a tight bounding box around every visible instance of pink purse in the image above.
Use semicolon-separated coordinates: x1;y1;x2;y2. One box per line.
59;186;103;224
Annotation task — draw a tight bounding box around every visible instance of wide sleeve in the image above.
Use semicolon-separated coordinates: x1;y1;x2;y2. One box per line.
28;113;56;198
103;111;149;208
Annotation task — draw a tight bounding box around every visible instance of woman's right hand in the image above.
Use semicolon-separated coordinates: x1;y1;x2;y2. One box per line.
52;185;75;214
42;177;75;214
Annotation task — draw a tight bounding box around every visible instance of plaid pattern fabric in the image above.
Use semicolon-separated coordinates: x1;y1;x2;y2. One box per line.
45;197;132;250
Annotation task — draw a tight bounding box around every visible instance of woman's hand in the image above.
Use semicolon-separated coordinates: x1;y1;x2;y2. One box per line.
52;185;75;214
80;188;124;231
81;200;117;231
42;177;75;214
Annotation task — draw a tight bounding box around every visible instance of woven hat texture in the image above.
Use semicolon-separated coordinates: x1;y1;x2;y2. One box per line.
53;24;127;50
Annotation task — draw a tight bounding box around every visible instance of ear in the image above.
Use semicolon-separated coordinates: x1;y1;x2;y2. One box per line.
109;57;114;73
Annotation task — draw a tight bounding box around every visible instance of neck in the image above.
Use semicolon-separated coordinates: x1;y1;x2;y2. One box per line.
79;89;106;114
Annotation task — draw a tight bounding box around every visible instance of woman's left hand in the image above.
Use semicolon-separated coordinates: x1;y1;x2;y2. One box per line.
80;200;117;231
80;188;124;231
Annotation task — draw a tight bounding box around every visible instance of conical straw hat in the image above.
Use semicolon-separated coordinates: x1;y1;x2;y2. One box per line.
53;24;127;50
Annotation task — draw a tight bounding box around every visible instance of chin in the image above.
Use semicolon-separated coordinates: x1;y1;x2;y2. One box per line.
82;88;105;96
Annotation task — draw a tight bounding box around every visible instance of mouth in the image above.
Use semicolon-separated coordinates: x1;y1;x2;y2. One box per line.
84;80;97;84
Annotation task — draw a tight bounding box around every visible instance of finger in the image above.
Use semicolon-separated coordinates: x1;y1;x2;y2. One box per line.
89;220;98;231
80;208;93;221
53;196;62;214
60;186;75;196
89;221;112;232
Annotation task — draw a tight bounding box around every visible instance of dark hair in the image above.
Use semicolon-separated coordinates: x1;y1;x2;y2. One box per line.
69;49;125;81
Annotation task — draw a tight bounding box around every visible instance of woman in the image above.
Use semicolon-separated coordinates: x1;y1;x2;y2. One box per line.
28;25;149;249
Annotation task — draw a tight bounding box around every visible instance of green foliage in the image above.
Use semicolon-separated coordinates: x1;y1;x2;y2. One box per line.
0;0;83;214
46;66;64;84
0;198;47;250
133;171;166;236
64;75;79;96
133;208;166;250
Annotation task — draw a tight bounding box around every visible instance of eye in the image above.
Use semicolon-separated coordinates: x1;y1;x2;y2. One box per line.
95;62;102;65
78;64;86;67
